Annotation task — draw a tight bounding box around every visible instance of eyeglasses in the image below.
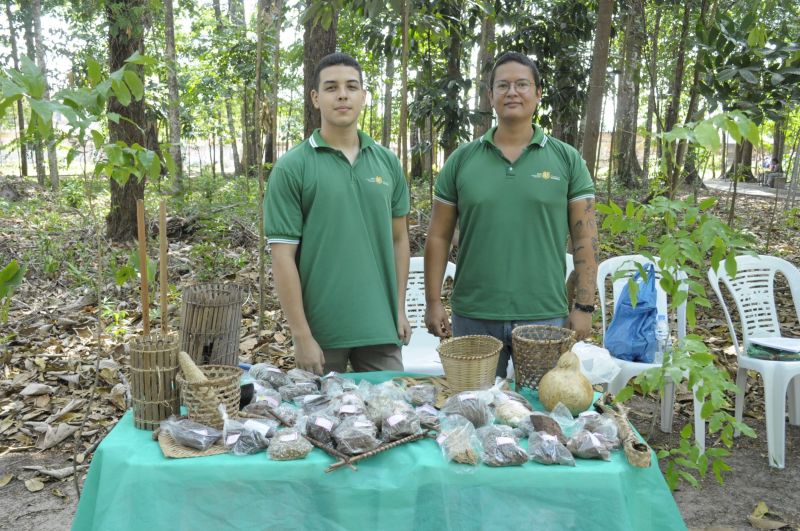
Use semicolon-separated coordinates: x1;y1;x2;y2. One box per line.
492;80;533;94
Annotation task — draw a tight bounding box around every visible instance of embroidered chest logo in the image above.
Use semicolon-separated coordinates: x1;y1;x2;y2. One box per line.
531;170;561;181
367;175;390;186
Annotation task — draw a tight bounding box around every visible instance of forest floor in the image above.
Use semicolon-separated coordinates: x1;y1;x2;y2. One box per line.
1;175;799;530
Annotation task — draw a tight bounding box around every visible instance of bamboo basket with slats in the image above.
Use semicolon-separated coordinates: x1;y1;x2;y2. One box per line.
180;283;244;366
130;333;180;431
436;335;502;392
176;365;241;429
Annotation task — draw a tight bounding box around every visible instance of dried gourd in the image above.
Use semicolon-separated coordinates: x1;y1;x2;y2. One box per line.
538;350;593;416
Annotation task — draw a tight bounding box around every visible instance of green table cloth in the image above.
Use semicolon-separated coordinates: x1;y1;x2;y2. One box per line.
72;371;686;531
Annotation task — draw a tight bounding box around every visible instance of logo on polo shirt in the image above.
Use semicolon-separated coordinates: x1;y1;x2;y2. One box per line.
367;175;390;186
531;170;561;181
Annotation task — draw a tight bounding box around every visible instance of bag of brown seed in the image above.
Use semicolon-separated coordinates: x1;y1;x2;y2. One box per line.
332;415;380;455
441;391;494;427
476;425;528;467
528;431;575;466
300;412;339;445
407;384;437;406
249;363;292;389
268;428;313;461
380;402;421;442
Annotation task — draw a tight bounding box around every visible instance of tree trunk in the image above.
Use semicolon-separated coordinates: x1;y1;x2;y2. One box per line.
474;14;495;137
612;0;644;188
215;0;242;176
218;111;225;176
411;70;423;179
641;5;660;186
22;0;47;186
441;3;462;160
773;120;785;162
5;0;28;178
581;0;614;178
163;0;184;192
676;0;709;186
32;0;58;189
381;46;395;148
302;0;337;138
665;1;691;197
398;0;410;175
105;0;146;242
265;0;282;165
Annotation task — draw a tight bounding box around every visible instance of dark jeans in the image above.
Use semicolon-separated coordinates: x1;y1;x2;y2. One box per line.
452;314;568;378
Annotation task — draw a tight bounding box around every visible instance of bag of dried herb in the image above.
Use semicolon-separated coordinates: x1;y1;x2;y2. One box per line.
491;388;533;428
160;417;221;451
287;368;321;387
278;381;320;402
476;425;528;467
380;402;422;442
415;404;440;430
268;428;313;460
436;414;482;466
225;418;278;456
566;430;611;461
332;415;381;455
528;431;575;466
249;363;292;389
407;384;437;406
441;391;494;427
296;394;332;415
321;372;359;396
331;392;367;418
300;412;339;445
578;411;620;450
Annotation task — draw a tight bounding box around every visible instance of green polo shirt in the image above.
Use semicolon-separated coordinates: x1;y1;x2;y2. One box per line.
264;129;410;349
434;125;594;320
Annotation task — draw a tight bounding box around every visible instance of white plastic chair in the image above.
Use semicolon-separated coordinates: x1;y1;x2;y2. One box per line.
707;254;800;468
598;255;703;440
402;257;456;374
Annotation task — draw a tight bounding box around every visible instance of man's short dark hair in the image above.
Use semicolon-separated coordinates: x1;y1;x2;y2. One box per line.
312;53;363;90
489;52;541;91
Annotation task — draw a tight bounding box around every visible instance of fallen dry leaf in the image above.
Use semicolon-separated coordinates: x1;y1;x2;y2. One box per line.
20;383;54;396
747;502;789;530
52;488;68;499
0;473;13;487
24;478;44;492
37;423;80;450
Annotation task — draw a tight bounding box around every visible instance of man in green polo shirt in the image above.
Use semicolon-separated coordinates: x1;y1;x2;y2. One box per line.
424;52;598;378
264;53;411;375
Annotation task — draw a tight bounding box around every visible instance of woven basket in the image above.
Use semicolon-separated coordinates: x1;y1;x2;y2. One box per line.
436;335;503;392
177;365;241;429
511;325;576;391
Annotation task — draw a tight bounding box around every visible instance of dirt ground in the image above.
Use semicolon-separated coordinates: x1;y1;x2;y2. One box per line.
1;393;798;531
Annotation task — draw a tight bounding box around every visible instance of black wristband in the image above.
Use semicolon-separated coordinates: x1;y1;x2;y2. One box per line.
574;302;595;313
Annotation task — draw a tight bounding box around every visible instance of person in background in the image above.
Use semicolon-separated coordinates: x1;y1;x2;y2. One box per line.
424;52;599;378
264;52;411;375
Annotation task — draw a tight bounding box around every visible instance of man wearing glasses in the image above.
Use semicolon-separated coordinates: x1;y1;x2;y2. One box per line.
424;52;598;378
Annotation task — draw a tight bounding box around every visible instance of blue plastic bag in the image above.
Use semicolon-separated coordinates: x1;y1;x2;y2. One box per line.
604;263;658;363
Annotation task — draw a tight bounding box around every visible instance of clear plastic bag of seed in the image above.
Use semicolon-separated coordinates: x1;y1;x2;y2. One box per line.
160;417;221;451
268;428;313;461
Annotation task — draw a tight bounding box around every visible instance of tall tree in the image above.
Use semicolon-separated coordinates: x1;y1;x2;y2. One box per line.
164;0;184;192
265;0;283;165
31;0;58;189
440;0;463;159
398;0;409;174
664;1;691;196
302;0;337;137
5;0;28;178
20;0;45;185
473;13;495;137
611;0;644;187
381;36;395;148
641;4;661;185
213;0;243;176
106;0;147;241
581;0;614;178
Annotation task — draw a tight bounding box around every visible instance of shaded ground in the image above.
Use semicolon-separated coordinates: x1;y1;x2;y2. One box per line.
2;177;800;530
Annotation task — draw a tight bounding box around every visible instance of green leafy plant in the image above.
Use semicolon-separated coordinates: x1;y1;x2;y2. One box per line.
0;260;27;323
598;195;757;489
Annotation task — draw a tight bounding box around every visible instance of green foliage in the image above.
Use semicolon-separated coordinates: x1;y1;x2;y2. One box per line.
115;249;156;288
0;260;26;324
598;195;756;489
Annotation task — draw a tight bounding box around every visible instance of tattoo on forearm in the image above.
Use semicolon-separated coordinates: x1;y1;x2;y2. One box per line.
584;198;595;215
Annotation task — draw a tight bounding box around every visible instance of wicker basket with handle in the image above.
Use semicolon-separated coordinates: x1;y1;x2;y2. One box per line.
511;325;576;391
436;335;503;392
176;365;241;429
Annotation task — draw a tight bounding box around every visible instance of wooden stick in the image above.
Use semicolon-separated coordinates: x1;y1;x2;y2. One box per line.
326;430;430;473
136;199;150;335
305;435;358;471
159;200;168;335
594;394;652;468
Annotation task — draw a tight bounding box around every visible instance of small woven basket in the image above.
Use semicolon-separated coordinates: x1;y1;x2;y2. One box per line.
511;325;576;391
177;365;241;429
436;335;503;392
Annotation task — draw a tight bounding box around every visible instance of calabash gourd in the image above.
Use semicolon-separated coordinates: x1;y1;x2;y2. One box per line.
538;350;593;415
